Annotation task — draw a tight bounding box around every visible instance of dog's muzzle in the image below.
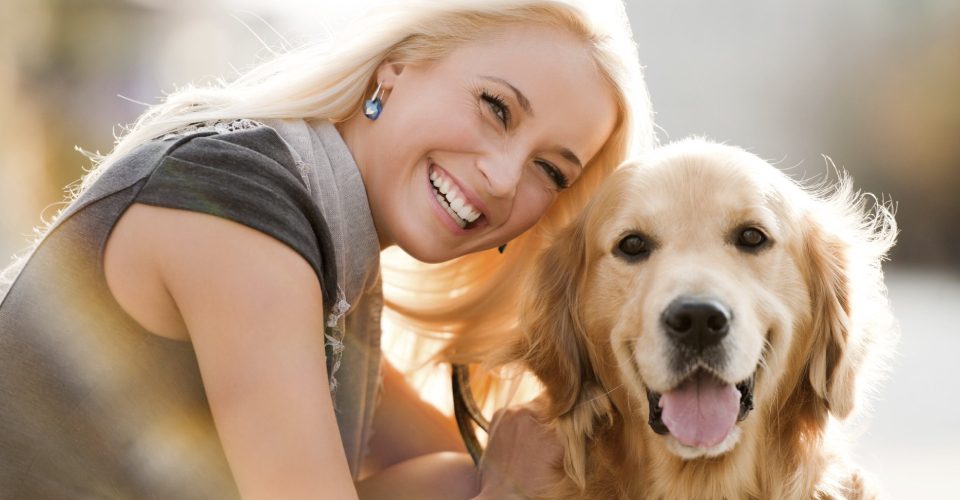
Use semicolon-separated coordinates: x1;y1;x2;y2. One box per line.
644;296;756;447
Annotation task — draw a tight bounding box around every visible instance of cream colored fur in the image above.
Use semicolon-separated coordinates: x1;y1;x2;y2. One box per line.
507;139;897;499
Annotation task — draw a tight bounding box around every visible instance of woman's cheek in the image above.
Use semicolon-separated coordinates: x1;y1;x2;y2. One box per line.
514;185;557;234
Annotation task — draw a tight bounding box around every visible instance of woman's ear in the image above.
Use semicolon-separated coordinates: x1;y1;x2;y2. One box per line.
374;61;406;94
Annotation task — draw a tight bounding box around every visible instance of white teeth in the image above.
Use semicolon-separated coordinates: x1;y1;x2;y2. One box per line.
429;167;482;226
435;193;466;228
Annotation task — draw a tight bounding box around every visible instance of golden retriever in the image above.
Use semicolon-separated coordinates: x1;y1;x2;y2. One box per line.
508;139;897;499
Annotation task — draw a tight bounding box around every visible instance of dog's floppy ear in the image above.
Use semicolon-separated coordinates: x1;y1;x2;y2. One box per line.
803;220;855;418
521;214;591;413
802;181;897;419
519;211;611;489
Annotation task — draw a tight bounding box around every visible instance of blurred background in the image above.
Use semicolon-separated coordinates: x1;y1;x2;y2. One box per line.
1;0;957;496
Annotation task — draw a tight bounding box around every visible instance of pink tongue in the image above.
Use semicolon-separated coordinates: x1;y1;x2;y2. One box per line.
659;372;741;448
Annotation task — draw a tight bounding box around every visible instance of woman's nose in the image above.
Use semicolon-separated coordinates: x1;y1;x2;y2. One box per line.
477;153;524;199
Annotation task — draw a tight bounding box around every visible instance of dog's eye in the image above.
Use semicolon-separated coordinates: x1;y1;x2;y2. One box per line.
617;234;650;258
737;227;768;249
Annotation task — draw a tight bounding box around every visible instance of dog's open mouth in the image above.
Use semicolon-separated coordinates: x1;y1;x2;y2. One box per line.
646;370;755;449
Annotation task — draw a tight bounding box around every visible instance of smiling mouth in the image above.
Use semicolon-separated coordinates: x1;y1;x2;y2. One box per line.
645;369;756;449
429;165;483;229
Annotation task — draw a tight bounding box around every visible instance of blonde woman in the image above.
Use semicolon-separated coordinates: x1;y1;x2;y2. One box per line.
0;0;653;498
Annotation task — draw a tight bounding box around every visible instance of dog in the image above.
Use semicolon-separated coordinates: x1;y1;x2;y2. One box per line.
508;139;897;499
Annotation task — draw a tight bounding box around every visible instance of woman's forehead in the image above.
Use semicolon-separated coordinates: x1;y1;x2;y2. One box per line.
447;24;593;71
446;27;616;162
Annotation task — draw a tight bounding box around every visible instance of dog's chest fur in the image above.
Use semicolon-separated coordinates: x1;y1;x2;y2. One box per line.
547;407;869;500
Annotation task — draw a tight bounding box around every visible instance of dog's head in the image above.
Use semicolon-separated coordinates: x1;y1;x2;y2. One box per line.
517;139;896;486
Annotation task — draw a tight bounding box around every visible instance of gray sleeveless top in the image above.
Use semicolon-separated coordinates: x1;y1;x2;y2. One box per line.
0;120;383;498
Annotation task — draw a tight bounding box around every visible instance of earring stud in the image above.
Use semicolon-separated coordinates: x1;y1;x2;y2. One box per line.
363;82;384;120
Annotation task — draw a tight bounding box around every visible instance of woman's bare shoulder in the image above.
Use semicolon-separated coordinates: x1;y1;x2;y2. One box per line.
104;202;325;341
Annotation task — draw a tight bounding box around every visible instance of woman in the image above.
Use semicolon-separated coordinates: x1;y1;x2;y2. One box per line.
0;0;654;498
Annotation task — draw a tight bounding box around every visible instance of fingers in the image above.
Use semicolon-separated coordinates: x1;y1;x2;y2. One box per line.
479;403;565;498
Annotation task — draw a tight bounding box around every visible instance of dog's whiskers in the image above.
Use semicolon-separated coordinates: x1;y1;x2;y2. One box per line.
600;383;624;399
580;382;624;407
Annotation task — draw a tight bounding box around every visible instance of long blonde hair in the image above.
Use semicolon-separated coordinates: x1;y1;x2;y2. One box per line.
6;1;655;392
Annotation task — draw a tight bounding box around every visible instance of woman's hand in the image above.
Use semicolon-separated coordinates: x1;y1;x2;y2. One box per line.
475;400;565;500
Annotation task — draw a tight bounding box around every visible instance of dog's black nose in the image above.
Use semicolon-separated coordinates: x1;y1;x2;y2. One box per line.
662;297;731;350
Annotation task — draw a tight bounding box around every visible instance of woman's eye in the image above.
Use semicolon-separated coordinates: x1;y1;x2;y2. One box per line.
616;234;651;260
535;160;569;190
736;227;768;249
481;91;510;128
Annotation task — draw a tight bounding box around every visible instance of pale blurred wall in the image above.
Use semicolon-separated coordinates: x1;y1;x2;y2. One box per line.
1;0;957;269
626;0;960;268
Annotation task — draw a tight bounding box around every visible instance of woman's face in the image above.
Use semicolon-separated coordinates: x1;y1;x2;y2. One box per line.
342;25;618;263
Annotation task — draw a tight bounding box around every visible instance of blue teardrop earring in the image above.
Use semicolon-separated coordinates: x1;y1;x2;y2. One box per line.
363;82;384;120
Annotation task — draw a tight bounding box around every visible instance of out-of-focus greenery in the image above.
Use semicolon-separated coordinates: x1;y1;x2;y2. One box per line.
1;0;958;269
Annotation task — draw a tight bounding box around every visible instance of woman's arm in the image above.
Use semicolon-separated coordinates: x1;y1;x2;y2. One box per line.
361;361;467;476
354;361;478;499
142;204;357;499
356;451;479;500
119;203;484;499
358;362;565;499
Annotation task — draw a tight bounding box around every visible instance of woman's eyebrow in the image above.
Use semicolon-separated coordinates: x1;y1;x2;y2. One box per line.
480;75;533;117
556;148;583;170
480;75;584;169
